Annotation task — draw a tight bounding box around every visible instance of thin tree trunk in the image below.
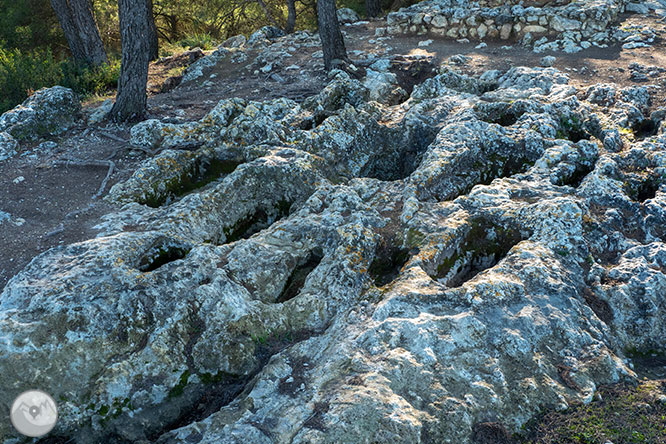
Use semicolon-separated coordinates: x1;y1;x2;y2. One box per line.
50;0;108;67
317;0;347;71
256;0;281;29
390;0;403;11
146;0;159;61
365;0;381;18
166;14;179;41
313;0;319;30
285;0;296;33
111;0;151;122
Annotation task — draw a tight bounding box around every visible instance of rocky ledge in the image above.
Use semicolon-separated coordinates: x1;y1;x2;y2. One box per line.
1;63;665;443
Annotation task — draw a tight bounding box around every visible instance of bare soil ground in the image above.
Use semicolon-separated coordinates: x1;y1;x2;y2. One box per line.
1;11;665;294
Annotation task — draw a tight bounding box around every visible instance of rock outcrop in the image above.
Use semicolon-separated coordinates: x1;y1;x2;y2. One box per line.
337;7;361;24
0;86;80;142
0;86;80;162
1;62;665;444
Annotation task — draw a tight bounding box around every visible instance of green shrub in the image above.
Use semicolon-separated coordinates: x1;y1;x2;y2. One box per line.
177;33;217;50
0;47;61;112
60;58;120;96
0;46;120;114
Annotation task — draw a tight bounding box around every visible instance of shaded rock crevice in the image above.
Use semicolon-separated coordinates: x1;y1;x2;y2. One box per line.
276;250;324;303
144;157;243;208
428;217;526;287
412;127;541;202
137;240;192;272
368;243;411;287
222;199;293;244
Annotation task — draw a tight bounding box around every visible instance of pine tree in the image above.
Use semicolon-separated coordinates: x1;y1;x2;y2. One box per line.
50;0;108;67
147;0;159;61
111;0;151;122
317;0;348;71
366;0;381;18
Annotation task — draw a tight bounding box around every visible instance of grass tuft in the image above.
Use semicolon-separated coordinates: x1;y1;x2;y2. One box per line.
517;380;666;444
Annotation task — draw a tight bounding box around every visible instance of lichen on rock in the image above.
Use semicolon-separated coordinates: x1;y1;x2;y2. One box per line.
384;0;629;53
0;131;18;161
0;86;81;141
2;59;666;444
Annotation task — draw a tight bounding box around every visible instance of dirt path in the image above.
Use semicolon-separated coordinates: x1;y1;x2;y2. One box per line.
1;11;665;291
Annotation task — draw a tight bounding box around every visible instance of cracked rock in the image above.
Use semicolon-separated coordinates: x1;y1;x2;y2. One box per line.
3;64;666;444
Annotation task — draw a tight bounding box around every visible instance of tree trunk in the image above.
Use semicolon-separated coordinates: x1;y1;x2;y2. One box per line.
365;0;381;18
111;0;151;122
50;0;108;67
256;0;281;29
285;0;296;33
389;0;403;11
166;14;179;42
146;0;159;61
317;0;347;71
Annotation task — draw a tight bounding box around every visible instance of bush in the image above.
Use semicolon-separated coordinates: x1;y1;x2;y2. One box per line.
159;33;218;58
0;47;61;112
60;58;120;97
0;47;120;113
177;33;217;50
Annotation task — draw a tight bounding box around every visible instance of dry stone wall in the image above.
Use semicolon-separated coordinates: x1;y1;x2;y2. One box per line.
381;0;628;52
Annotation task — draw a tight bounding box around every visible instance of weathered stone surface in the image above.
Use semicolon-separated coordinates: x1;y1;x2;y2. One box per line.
524;24;547;34
302;70;370;119
181;47;230;83
626;2;650;13
363;69;408;105
0;86;80;141
2;63;666;444
247;26;287;49
500;23;513;39
127;97;298;152
337;7;361;24
222;34;247;48
541;55;557;67
0;132;18;162
551;16;582;32
431;14;448;28
87;99;113;125
477;23;488;39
